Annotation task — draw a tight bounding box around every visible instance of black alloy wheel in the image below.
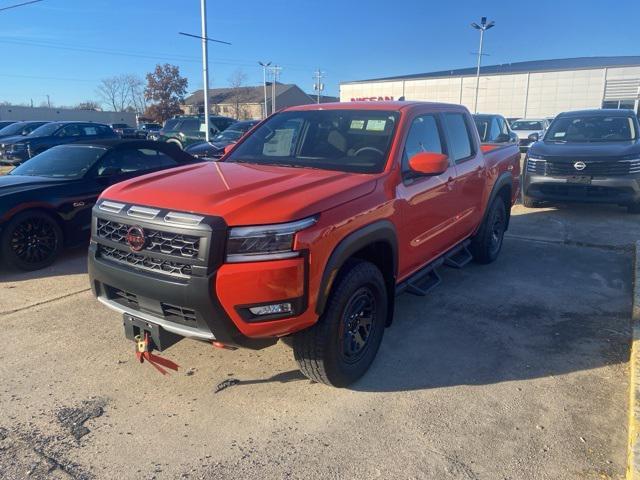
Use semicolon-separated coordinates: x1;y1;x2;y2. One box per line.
1;211;62;271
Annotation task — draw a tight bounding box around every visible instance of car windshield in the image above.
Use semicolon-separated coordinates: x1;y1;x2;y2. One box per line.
212;129;243;142
10;145;106;178
511;120;543;130
28;123;61;137
226;110;399;174
546;115;637;142
0;122;29;136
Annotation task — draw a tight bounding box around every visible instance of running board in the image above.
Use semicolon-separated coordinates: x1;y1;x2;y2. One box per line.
404;268;441;296
444;242;473;269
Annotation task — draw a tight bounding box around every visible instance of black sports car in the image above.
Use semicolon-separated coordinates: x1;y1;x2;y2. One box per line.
0;139;200;271
185;120;259;159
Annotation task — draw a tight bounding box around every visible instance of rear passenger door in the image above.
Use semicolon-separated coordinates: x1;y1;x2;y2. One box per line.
396;113;460;275
442;111;487;239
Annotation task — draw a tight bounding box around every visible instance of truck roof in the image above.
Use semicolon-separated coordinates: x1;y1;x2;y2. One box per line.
286;100;466;113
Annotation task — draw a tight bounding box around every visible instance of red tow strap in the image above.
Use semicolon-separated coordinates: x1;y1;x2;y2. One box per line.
134;333;179;375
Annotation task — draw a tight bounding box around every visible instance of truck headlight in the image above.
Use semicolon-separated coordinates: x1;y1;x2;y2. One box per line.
226;216;317;263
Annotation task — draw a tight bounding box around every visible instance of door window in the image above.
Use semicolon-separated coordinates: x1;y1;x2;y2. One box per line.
443;113;474;162
180;118;200;132
401;115;444;177
57;124;83;137
95;148;177;177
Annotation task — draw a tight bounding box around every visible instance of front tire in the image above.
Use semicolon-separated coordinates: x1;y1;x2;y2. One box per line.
293;260;387;387
1;211;63;271
470;198;507;264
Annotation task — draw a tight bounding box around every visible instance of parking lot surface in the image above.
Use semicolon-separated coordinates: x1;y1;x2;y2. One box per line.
0;204;634;479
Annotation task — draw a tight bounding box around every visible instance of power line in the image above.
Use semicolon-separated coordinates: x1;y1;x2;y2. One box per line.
0;0;42;13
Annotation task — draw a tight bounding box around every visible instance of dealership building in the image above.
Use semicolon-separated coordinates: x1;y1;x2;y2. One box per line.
340;56;640;118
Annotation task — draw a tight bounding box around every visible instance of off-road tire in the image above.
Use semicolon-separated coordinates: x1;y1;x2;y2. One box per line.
470;198;507;264
1;210;63;271
292;259;387;387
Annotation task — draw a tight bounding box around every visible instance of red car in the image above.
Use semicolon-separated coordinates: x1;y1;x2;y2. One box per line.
88;101;520;386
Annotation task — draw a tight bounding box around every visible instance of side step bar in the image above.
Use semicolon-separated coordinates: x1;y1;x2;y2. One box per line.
396;240;472;297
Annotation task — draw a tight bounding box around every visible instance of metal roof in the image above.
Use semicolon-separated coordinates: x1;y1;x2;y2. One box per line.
342;56;640;84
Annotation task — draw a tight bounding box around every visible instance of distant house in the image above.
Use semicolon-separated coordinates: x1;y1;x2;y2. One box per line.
182;83;326;120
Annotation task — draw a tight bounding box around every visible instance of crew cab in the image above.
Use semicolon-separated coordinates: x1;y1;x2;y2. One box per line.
88;102;520;387
522;109;640;212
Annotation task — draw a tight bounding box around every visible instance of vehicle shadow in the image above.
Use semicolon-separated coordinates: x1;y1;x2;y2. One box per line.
0;246;88;283
351;231;632;393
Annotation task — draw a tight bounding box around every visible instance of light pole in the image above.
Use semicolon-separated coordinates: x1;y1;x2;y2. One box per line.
270;65;282;113
471;16;495;113
259;61;271;118
178;1;231;143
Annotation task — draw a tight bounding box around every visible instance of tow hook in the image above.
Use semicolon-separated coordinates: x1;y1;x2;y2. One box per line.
134;332;180;375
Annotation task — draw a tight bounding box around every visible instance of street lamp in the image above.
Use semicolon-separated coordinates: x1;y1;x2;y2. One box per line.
471;16;495;113
259;61;271;118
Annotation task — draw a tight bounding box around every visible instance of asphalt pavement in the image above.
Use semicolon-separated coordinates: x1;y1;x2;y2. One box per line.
0;202;635;479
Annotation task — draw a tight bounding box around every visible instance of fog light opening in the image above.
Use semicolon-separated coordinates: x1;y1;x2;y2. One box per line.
249;302;293;316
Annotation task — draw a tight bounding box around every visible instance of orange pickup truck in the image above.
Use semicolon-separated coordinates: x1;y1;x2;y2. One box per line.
88;101;520;387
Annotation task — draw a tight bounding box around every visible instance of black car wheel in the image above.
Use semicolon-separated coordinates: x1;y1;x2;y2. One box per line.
470;197;507;264
292;259;387;387
1;211;63;271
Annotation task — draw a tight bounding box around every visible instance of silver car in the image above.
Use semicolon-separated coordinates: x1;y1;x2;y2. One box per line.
511;118;550;152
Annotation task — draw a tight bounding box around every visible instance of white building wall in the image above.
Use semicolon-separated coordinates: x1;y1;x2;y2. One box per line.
339;66;639;118
0;105;137;125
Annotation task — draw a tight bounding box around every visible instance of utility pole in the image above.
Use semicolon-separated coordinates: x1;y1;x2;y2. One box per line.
270;65;282;113
200;0;211;141
46;94;51;108
471;17;495;114
178;5;231;142
313;68;325;104
258;61;271;118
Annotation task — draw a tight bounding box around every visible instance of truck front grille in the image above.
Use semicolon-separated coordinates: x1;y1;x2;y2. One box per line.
96;218;200;258
543;158;640;176
98;245;193;278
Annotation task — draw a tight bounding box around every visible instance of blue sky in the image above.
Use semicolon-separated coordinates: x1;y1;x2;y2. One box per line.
1;0;639;108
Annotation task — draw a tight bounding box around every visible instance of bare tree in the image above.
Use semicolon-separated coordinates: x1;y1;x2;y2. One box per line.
227;69;249;120
96;76;130;112
125;74;146;114
76;100;101;110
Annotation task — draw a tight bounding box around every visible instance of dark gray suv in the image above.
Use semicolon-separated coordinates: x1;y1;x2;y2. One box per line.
522;109;640;213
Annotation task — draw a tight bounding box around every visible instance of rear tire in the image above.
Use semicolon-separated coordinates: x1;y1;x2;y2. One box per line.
292;260;387;387
471;198;507;265
1;211;63;271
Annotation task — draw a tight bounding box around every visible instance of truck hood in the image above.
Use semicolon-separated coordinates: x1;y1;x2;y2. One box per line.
531;140;640;158
102;162;378;225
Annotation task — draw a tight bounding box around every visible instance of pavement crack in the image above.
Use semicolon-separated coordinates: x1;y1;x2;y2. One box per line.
0;288;90;317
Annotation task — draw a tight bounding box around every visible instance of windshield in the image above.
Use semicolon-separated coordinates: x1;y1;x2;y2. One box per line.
10;145;106;178
0;122;30;136
29;123;61;137
546;115;637;143
226;110;399;173
212;129;243;142
511;120;543;131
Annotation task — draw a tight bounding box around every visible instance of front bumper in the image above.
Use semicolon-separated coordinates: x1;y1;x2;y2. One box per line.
524;173;640;204
88;205;314;350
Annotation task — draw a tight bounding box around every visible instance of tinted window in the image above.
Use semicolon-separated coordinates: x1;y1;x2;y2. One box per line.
29;123;62;137
0;122;41;136
443;113;474;161
511;120;544;130
546;115;637;142
226;110;399;174
164;119;180;131
402;115;443;174
82;125;99;136
58;124;83;137
10;145;106;179
95;148;177;176
212;118;233;130
180;118;200;131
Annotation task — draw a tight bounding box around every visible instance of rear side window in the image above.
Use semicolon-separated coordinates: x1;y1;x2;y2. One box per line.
402;115;444;175
443;113;474;162
180;118;200;131
164;119;180;131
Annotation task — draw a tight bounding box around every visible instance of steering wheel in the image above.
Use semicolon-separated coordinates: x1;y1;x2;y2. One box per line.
354;146;384;156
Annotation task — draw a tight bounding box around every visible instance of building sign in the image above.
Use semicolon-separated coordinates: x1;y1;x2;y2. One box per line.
350;96;394;101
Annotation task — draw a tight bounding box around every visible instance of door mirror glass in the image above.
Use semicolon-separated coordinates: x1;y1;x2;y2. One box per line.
408;152;449;175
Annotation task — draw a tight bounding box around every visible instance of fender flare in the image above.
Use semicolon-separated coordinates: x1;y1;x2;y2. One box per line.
316;220;398;316
480;172;514;230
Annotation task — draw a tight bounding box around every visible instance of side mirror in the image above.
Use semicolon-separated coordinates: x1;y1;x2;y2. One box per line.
98;166;120;177
408;152;449;176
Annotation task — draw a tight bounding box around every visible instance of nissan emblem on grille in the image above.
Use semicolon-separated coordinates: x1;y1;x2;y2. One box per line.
573;161;587;171
126;226;146;252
